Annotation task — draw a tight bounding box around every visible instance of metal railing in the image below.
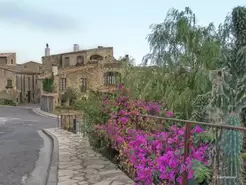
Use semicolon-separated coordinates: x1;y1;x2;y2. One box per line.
58;114;77;133
135;114;246;185
58;113;88;138
58;113;246;185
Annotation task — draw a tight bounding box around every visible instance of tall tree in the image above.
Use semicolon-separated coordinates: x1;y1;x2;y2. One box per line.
128;7;223;119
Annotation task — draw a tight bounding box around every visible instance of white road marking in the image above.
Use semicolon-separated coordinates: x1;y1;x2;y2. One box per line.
21;175;27;184
0;117;7;124
0;117;39;124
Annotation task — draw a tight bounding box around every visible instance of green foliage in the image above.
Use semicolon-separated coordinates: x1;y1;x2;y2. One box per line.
61;88;77;105
241;153;246;160
122;7;227;119
192;160;211;183
191;93;211;122
43;78;54;92
61;87;77;106
73;91;110;150
0;99;16;106
220;114;243;185
200;6;246;184
215;6;246;113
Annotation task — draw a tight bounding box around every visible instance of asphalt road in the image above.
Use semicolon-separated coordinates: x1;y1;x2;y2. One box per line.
0;106;57;185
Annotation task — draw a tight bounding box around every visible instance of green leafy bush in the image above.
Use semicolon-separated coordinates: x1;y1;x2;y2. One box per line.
74;91;110;153
0;99;17;106
43;78;54;92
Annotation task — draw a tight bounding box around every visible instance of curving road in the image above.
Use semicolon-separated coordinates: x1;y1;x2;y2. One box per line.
0;105;57;185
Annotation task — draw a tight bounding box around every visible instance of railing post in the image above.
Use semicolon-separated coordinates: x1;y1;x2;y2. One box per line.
182;123;191;185
73;115;77;134
68;115;71;131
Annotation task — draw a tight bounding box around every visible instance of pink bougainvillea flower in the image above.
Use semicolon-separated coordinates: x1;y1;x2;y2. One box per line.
92;84;209;185
193;126;204;133
119;117;129;124
165;111;174;117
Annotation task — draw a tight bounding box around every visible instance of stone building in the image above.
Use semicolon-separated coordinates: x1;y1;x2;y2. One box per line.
38;45;122;111
0;53;42;104
0;66;17;102
0;44;124;108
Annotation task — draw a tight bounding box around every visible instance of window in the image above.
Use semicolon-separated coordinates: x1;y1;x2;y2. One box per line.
11;59;13;64
6;79;12;88
59;78;66;91
28;77;30;90
81;78;87;92
64;57;70;67
23;75;25;91
104;72;116;85
76;56;84;66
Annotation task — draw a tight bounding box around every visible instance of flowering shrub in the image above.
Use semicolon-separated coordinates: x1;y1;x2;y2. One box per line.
94;85;210;185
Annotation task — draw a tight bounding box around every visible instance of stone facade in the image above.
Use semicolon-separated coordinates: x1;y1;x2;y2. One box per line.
38;45;123;108
0;55;42;104
16;73;40;103
17;61;44;73
39;62;122;106
0;53;16;66
0;66;17;101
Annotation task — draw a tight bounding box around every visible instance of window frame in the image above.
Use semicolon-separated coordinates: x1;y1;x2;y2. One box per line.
59;78;66;91
81;78;87;92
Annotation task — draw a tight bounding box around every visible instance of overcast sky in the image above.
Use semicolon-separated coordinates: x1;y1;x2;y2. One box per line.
0;0;245;64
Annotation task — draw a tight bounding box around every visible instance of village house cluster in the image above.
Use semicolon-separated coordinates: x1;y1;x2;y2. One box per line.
0;44;124;111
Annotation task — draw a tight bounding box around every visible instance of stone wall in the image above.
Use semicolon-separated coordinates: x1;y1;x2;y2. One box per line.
0;67;17;100
40;93;59;112
52;62;122;96
16;73;40;103
18;61;44;73
42;55;62;73
0;53;16;66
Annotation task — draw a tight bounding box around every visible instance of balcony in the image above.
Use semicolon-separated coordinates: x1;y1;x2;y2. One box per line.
103;62;121;68
87;60;99;65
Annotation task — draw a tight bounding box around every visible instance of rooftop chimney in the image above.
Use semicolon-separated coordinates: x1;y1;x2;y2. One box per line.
73;44;79;52
45;43;50;56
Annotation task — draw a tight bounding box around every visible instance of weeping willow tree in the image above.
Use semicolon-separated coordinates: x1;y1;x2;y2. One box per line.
124;7;223;119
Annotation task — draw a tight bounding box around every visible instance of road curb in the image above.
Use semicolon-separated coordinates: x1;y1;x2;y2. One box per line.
33;108;59;119
42;129;58;185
